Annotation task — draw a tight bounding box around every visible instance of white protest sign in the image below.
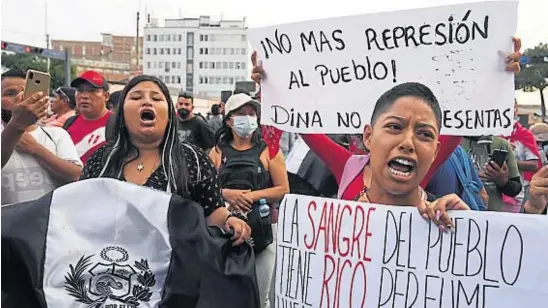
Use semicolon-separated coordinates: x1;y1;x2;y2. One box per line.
248;1;518;136
276;194;548;307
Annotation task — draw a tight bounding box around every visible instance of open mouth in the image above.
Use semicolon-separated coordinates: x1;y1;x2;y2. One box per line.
140;110;156;122
387;157;416;178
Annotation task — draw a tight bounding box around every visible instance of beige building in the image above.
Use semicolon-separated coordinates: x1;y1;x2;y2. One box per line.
52;33;143;82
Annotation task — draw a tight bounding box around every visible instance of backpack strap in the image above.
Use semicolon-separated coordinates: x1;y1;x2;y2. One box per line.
62;115;78;130
337;154;369;199
448;146;483;210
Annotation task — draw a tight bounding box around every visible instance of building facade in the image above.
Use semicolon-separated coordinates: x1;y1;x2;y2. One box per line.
143;16;249;99
51;34;143;82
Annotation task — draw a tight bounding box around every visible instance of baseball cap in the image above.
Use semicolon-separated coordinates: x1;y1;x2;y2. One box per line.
70;70;109;90
224;93;261;117
530;123;548;142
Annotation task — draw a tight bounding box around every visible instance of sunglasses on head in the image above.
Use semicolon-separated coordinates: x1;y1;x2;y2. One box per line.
55;87;70;102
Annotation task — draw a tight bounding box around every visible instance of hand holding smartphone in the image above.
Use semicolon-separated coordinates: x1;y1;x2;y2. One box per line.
490;149;508;168
23;70;51;125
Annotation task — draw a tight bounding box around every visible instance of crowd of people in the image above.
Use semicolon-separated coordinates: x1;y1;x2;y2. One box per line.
2;36;548;307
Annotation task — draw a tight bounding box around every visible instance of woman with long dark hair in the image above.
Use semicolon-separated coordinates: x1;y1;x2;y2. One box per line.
80;75;250;244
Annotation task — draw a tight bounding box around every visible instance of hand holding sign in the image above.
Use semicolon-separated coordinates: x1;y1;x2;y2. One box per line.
417;193;471;233
251;51;266;84
505;37;522;72
526;166;548;214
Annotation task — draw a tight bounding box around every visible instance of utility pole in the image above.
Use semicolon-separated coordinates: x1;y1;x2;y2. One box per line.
136;11;140;70
45;0;50;73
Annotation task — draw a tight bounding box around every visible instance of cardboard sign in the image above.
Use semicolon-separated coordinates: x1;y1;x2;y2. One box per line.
276;194;548;307
248;1;518;136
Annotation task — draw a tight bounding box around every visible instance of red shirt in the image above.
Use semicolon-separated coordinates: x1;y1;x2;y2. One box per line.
67;112;112;164
300;134;462;200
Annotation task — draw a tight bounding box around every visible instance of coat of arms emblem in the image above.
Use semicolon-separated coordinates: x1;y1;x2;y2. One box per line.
64;246;156;307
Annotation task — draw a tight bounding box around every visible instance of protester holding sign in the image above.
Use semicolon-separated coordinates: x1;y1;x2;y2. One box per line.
80;75;251;244
251;42;521;207
209;93;290;308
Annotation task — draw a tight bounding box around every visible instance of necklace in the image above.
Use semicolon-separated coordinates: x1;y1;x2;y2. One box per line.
136;153;157;172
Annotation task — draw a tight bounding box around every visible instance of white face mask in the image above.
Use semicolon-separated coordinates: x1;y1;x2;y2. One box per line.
232;115;258;138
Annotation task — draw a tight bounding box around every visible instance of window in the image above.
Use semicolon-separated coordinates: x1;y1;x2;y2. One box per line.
210;48;216;55
159;35;164;41
160;48;164;55
172;34;176;41
153;35;157;41
146;35;151;41
216;48;221;55
241;34;247;42
177;62;182;69
229;62;234;69
167;35;171;41
166;48;171;55
223;62;228;69
204;35;208;42
235;76;240;82
236;62;242;69
223;48;228;55
209;62;215;69
199;48;203;55
147;62;152;69
200;34;204;41
199;62;204;69
178;34;182;41
172;62;177;69
165;76;170;83
215;76;221;84
229;77;234;84
199;76;203;84
187;47;194;59
210;34;216;41
234;48;240;55
177;76;181;84
241;48;246;55
187;63;193;73
146;48;150;55
153;48;157;55
186;74;193;87
241;62;246;69
187;32;194;45
172;48;176;54
229;48;234;55
222;76;228;84
216;61;221;69
159;62;164;68
208;77;213;84
165;62;170;72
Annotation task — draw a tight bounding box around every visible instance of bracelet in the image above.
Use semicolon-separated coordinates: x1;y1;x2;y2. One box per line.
229;210;248;222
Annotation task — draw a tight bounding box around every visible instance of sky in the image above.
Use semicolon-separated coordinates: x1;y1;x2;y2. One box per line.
1;0;547;50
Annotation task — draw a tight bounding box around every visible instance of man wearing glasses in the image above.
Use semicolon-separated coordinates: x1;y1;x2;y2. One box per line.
64;70;112;164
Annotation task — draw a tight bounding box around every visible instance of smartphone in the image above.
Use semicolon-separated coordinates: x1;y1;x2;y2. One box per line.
23;70;51;125
491;149;508;167
23;70;51;100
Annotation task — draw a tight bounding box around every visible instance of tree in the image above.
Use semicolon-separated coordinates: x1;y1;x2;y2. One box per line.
1;52;76;89
515;43;548;119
